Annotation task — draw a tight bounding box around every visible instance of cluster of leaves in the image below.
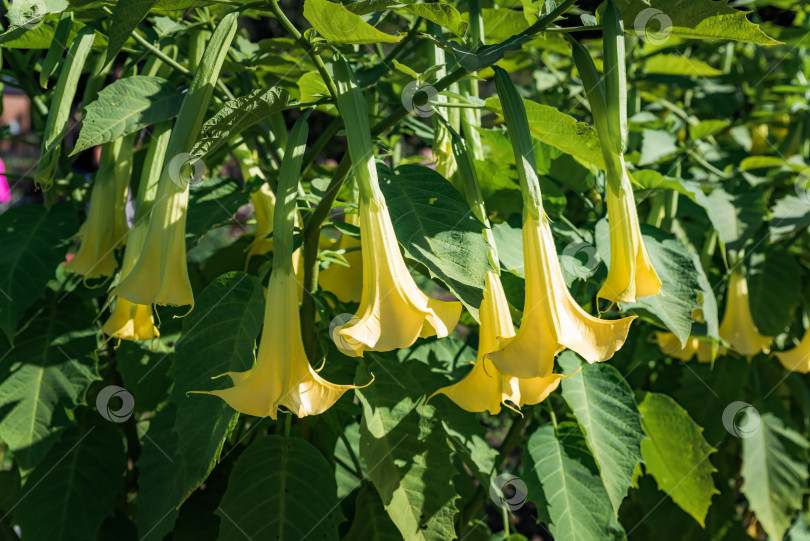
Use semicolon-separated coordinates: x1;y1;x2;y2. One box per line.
0;0;808;540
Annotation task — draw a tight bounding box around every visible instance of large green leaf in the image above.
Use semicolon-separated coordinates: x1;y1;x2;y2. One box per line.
185;177;252;243
769;195;810;243
0;204;76;342
0;292;98;472
303;0;401;44
14;421;125;541
638;392;718;526
72;76;182;155
354;356;459;541
347;1;467;37
378;163;494;319
216;435;341;540
747;250;801;336
191;87;289;157
105;0;158;65
170;272;264;505
559;352;645;514
741;411;809;540
614;0;781;45
344;483;402;541
526;423;626;541
699;189;767;252
486;97;605;170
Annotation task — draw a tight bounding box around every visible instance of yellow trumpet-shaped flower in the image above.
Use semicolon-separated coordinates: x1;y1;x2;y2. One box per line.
432;271;564;414
65;138;132;280
487;216;636;379
332;197;462;356
319;213;363;303
719;269;772;356
202;266;365;418
654;332;725;363
598;170;662;305
775;329;810;373
111;159;196;309
246;183;276;261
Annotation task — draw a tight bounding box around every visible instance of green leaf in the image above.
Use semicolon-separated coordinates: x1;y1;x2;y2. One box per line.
72;76;182;155
170;272;264;505
216;435;341;540
0;204;76;342
354;356;459;541
769;195;810;242
0;0;66;42
644;54;723;77
378;163;495;320
0;292;98;472
14;421;126;541
638;392;718;526
303;0;402;44
639;129;678;166
343;483;402;541
699;188;767;252
615;0;781;45
747;250;801;336
106;0;158;65
526;423;626;541
559;352;645;514
485;97;606;170
741;412;809;540
191;87;289;157
348;1;467;37
116;340;173;412
185;177;252;243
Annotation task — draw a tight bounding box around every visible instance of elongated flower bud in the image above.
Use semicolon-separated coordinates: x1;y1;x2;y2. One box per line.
719;269;772;356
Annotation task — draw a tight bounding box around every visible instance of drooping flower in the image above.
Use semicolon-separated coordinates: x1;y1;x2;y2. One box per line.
202;265;365;418
246;182;276;262
65;138;132;280
332;197;462;356
318;212;363;303
432;271;563;414
654;331;725;363
775;329;810;373
597;167;662;305
718;269;772;356
487;215;636;379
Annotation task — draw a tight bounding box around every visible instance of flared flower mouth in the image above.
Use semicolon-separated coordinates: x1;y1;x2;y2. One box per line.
597;174;662;305
332;197;462;356
654;331;725;363
719;269;772;356
199;268;368;419
775;329;810;373
102;298;159;342
487;216;636;379
431;271;564;414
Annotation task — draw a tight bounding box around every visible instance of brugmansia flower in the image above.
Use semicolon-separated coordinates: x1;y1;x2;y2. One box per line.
318;213;363;303
719;269;772;356
112;154;198;309
431;271;564;414
487;215;636;379
66;138;132;280
775;329;810;373
597;170;662;305
654;331;725;363
331;197;462;356
246;182;276;262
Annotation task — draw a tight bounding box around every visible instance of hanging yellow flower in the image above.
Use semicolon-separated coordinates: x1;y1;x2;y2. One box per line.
318;213;363;303
597;167;662;305
332;197;462;356
246;182;276;261
65;137;133;280
654;331;725;363
775;329;810;373
487;215;636;379
718;269;772;356
432;271;564;414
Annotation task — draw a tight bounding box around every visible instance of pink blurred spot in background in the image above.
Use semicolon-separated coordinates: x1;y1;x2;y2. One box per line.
0;157;9;203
